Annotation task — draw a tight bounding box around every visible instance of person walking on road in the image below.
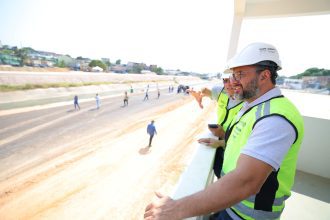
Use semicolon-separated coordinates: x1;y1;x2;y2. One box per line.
123;91;129;106
144;42;304;220
74;95;80;110
143;88;149;101
157;89;160;99
147;120;157;147
95;93;100;109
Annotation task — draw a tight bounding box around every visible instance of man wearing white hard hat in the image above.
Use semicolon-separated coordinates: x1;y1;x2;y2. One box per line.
192;72;243;179
144;42;304;220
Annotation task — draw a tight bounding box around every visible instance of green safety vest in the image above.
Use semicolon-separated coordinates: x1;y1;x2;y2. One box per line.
217;89;243;131
222;95;304;220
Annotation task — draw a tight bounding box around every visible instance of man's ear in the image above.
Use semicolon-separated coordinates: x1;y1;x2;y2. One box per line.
260;69;271;81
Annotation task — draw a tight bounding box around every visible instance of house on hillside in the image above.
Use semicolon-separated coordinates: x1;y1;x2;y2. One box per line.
126;62;147;73
0;54;21;66
0;46;22;66
283;78;304;90
149;64;157;70
27;50;59;67
74;57;91;71
111;64;127;73
302;76;330;89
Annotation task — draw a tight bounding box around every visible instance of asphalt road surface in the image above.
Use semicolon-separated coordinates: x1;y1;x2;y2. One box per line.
0;89;215;219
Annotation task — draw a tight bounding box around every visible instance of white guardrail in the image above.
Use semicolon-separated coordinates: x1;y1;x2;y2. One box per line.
171;132;216;220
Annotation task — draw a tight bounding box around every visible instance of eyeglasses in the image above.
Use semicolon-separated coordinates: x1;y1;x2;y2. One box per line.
230;70;259;81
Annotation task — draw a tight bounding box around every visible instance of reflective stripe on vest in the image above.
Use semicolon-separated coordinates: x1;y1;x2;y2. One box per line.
222;96;304;220
245;194;290;206
231;202;283;219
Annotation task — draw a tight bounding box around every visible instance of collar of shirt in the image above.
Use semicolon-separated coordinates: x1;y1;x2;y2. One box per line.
237;87;282;121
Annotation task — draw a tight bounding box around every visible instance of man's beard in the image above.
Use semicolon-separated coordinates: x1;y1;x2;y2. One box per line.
234;77;259;100
232;91;242;101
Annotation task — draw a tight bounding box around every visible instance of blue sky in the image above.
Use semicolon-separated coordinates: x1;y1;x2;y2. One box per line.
1;0;330;76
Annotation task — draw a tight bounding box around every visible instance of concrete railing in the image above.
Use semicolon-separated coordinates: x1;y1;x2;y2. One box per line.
171;132;216;220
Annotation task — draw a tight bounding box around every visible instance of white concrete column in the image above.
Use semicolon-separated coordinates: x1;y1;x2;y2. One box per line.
227;0;246;60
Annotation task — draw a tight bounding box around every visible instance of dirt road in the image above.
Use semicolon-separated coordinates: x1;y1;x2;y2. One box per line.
0;90;215;219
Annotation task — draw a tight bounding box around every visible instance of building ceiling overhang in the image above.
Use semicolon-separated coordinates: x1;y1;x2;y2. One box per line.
237;0;330;18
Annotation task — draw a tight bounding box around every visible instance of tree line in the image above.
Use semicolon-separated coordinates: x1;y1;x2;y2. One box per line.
289;67;330;79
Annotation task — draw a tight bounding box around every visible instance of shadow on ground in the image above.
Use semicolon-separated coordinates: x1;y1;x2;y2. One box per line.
67;109;79;113
138;146;151;155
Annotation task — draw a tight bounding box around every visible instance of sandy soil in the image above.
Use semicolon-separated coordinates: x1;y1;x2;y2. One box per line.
0;66;70;72
0;95;216;219
0;70;202;86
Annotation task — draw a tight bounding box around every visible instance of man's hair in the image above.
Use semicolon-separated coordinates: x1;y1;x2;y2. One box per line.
255;61;278;85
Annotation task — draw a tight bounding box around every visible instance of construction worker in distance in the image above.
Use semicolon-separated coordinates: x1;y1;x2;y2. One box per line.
144;42;304;220
190;73;243;178
123;91;129;106
147;120;157;148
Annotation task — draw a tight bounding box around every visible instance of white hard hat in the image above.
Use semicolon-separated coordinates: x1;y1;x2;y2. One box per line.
224;42;282;72
221;73;231;79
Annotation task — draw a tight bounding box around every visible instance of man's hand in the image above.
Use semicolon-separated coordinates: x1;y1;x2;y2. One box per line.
188;89;204;109
208;126;225;139
200;87;212;98
198;138;225;148
144;192;181;220
188;87;212;109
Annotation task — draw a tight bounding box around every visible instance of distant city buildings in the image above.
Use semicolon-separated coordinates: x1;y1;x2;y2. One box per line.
110;64;126;73
0;42;212;78
302;76;330;89
279;76;330;90
1;42;329;91
0;43;150;73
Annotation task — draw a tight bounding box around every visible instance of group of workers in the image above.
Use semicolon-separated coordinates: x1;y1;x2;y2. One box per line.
143;84;162;101
73;84;165;110
143;42;304;220
73;93;100;110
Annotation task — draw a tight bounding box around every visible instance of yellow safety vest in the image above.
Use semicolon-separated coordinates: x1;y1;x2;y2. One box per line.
222;96;304;219
217;89;243;131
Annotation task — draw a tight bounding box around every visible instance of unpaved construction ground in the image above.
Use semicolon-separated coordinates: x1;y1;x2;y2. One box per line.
0;79;216;220
1;71;330;220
